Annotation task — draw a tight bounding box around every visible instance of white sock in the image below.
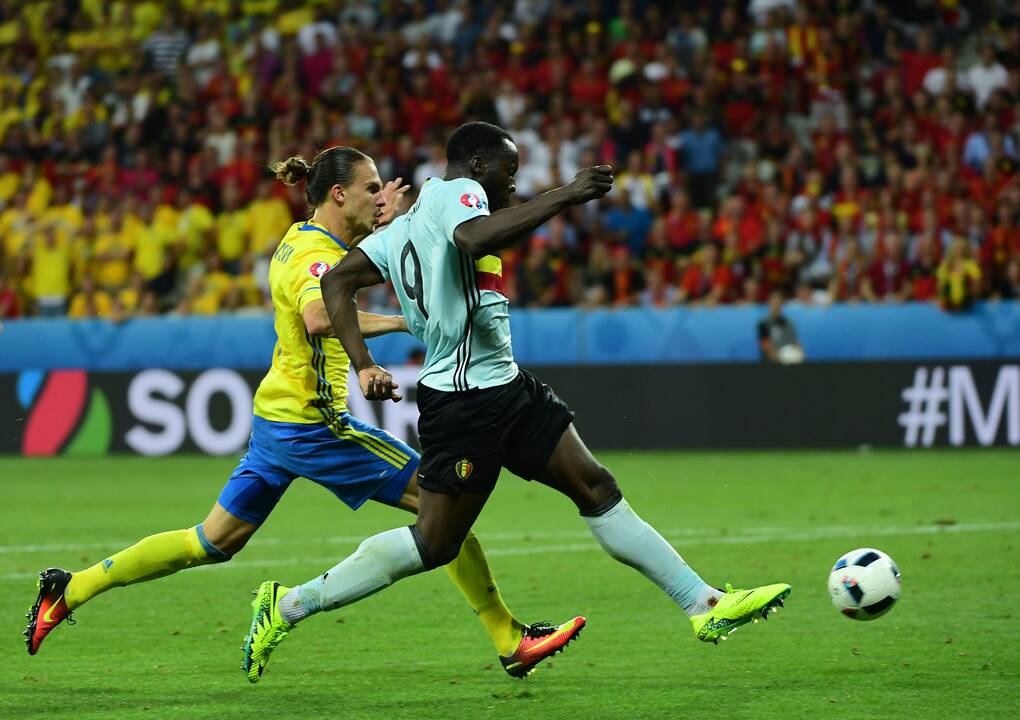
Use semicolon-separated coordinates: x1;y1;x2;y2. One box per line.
279;527;426;625
583;497;720;616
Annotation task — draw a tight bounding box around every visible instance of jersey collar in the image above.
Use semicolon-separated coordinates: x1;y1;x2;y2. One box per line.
299;221;349;251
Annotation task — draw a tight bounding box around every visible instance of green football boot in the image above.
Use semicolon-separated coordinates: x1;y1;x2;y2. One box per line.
690;582;791;644
242;580;294;683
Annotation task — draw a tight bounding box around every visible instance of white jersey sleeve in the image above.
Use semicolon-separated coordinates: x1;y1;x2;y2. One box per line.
357;226;392;281
430;177;491;246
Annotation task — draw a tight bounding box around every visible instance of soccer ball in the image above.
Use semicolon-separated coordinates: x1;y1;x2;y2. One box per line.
777;344;804;364
828;548;901;620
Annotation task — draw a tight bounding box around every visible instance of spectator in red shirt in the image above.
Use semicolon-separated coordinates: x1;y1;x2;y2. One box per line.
723;70;761;139
830;235;868;302
983;201;1020;295
757;219;791;296
516;239;559;308
900;28;941;97
300;34;334;98
664;189;699;253
570;59;610;110
677;244;734;306
0;272;20;319
862;232;911;302
1000;260;1020;301
401;75;440;144
603;246;645;306
908;236;940;302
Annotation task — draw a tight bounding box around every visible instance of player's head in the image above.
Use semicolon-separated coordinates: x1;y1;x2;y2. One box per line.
446;122;518;211
270;146;385;239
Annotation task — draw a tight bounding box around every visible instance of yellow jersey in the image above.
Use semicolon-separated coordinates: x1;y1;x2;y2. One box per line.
30;236;71;299
247;197;294;256
134;223;171;280
92;228;134;289
253;220;350;427
215;208;250;261
68;289;113;318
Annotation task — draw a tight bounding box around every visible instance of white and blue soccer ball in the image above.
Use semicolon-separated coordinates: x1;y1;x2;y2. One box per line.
828;548;901;621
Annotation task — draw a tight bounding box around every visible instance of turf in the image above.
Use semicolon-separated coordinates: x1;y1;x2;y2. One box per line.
1;451;1018;720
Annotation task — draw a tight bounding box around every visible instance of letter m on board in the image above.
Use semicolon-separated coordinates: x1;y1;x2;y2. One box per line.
949;365;1020;446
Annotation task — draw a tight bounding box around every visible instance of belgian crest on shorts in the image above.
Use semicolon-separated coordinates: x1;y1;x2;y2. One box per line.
455;458;473;479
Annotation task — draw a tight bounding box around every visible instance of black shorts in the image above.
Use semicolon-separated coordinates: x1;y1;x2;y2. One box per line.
415;369;575;495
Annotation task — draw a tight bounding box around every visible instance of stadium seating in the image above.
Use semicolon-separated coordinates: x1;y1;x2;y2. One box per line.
0;1;1017;319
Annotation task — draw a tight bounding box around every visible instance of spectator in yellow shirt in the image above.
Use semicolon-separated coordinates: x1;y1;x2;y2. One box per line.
0;154;19;203
225;256;265;310
69;216;97;288
68;274;114;319
0;191;33;263
117;272;143;314
133;201;177;297
176;189;215;273
92;210;135;290
23;164;53;216
177;252;233;315
150;186;181;234
214;181;249;273
202;251;234;299
247;178;294;256
30;225;72;317
178;275;219;315
937;237;982;312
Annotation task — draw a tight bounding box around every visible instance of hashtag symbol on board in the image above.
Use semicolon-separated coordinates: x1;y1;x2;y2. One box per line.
897;367;949;447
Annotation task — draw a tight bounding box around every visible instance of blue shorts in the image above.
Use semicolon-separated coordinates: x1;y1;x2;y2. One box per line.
218;414;419;525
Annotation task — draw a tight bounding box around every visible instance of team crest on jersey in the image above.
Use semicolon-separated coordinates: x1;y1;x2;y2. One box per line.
455;458;474;479
459;192;487;210
308;261;331;277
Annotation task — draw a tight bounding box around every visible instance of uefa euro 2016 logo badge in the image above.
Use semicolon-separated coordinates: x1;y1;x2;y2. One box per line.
459;193;486;210
455;458;474;479
308;261;331;277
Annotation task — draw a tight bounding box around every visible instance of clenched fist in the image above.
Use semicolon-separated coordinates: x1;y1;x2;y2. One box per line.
566;165;614;204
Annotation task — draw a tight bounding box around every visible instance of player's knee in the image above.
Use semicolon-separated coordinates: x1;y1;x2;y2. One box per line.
576;465;622;515
430;540;463;567
193;524;235;563
408;524;460;569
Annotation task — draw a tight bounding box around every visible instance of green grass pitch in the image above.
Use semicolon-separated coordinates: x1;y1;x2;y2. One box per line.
1;451;1018;720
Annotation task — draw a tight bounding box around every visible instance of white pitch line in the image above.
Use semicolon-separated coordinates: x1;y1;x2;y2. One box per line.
4;521;1016;557
2;521;1017;581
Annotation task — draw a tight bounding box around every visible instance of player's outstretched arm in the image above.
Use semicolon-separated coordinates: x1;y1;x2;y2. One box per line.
321;249;402;401
454;165;614;259
301;299;406;338
357;311;407;338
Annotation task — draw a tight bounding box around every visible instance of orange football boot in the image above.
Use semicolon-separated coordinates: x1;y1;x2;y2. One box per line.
25;568;74;655
500;616;586;678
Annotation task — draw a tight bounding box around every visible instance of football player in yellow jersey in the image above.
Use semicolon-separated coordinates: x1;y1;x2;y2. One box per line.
27;146;579;680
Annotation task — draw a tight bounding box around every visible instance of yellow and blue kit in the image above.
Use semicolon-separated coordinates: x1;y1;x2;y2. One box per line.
218;220;416;524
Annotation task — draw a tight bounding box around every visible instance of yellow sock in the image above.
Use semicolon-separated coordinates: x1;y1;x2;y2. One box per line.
444;532;524;656
65;526;228;610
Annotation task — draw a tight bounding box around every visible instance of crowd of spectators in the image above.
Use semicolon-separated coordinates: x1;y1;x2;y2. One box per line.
0;0;1018;321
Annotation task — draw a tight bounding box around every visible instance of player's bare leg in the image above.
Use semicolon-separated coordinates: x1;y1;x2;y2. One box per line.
200;504;259;556
535;424;790;643
26;503;243;655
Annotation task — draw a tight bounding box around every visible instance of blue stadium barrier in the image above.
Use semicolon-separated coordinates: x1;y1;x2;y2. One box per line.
2;302;1018;371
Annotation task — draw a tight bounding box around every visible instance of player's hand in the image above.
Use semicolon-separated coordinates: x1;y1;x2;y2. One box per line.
359;365;402;402
376;177;411;227
566;165;614;204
